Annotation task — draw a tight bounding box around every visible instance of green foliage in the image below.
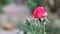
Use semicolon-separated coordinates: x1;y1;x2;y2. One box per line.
0;0;13;13
27;0;43;13
27;0;38;9
0;0;13;5
17;18;47;34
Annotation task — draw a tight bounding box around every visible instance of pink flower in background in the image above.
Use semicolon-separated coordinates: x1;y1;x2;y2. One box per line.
33;7;47;18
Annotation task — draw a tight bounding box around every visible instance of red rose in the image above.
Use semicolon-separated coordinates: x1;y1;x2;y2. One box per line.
33;7;47;18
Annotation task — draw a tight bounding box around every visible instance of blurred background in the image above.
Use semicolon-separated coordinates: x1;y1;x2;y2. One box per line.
0;0;60;34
